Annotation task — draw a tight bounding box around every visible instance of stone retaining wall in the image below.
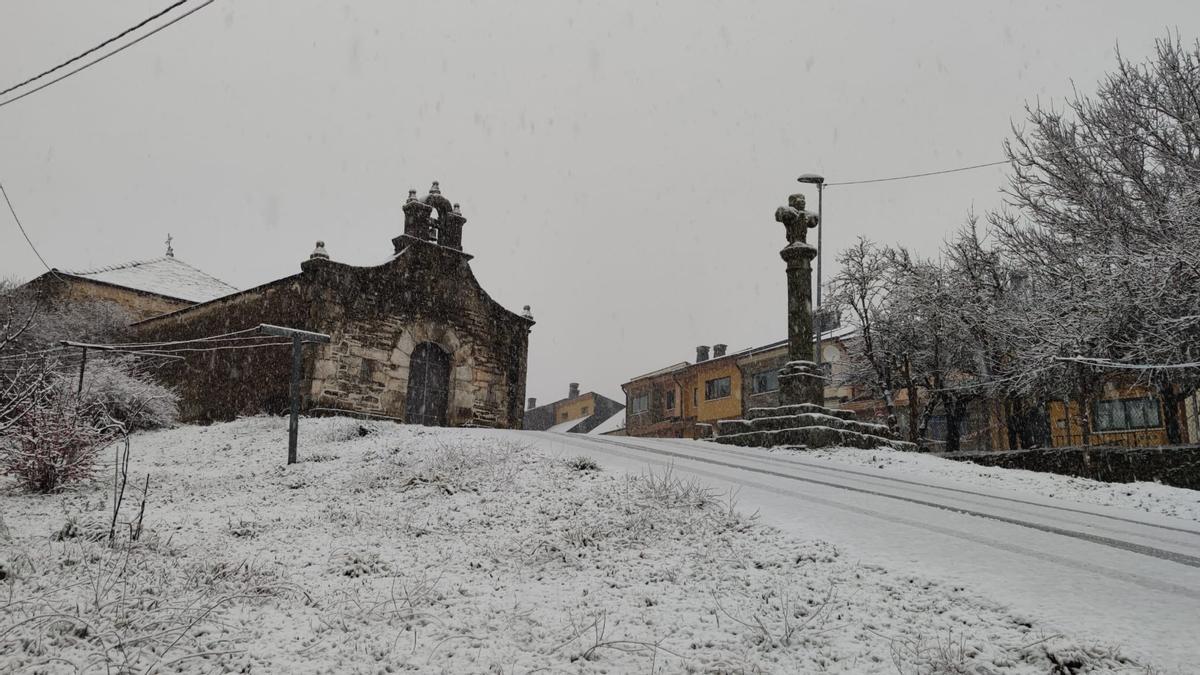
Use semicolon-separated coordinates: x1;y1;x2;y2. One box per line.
943;445;1200;491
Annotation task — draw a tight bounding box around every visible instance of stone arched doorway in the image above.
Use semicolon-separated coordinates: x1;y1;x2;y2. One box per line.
405;342;451;426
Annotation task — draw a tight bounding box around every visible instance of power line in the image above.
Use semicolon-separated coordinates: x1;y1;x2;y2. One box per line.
825;115;1200;188
0;0;215;110
0;180;60;279
826;160;1010;187
0;0;189;98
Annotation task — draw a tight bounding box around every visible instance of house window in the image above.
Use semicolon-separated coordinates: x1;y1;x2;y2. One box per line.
693;388;698;406
631;393;650;414
1094;397;1162;432
582;406;589;415
705;376;731;401
750;369;778;395
665;390;676;410
561;411;569;420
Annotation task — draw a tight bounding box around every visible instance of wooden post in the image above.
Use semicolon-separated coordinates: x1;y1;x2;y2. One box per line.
258;324;332;465
288;333;301;464
77;346;87;395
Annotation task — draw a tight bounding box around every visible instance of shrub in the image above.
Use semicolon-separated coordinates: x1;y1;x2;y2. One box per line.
567;455;601;472
0;390;119;493
73;357;178;431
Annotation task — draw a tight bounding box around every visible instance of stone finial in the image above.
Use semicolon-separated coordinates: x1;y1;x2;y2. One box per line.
452;203;462;215
522;305;534;321
429;181;441;196
310;240;329;260
406;189;418;203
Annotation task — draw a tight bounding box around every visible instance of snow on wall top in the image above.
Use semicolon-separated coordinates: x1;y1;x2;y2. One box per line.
59;256;238;303
548;415;591;433
587;410;625;435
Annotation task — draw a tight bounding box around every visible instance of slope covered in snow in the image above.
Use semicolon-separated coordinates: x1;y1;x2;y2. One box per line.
0;418;1153;673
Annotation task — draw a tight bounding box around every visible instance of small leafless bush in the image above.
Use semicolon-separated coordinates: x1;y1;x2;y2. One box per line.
711;583;838;650
549;608;684;667
51;514;109;542
566;455;601;472
638;463;717;510
227;519;260;539
0;542;299;673
328;548;391;578
415;439;527;492
319;419;379;443
319;570;445;640
0;389;119;493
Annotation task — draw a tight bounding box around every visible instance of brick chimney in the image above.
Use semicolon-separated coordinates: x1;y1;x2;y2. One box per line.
696;346;710;363
713;344;728;358
527;397;537;410
568;383;580;399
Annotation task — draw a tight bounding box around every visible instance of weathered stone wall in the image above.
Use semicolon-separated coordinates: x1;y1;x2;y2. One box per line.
25;275;193;321
134;237;531;428
133;277;308;422
944;445;1200;491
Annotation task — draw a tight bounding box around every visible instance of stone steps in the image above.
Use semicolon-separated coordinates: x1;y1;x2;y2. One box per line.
745;404;857;421
714;425;916;452
748;412;895;438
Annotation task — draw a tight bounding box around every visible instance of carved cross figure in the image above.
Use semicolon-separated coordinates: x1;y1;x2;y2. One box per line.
165;233;174;258
774;193;819;244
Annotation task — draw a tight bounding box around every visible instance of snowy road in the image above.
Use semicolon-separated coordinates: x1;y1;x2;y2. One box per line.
479;430;1200;672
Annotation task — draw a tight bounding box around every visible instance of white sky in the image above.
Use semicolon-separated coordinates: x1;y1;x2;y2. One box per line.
1;1;1196;405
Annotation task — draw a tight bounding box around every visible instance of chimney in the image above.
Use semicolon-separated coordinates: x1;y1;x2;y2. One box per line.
527;397;537;410
696;345;710;363
713;343;728;358
568;383;580;399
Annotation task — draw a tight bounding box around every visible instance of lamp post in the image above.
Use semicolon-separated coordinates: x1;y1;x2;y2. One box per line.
797;173;825;390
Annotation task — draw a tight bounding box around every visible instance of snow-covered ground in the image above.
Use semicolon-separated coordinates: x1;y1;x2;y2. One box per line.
0;417;1153;673
801;446;1200;523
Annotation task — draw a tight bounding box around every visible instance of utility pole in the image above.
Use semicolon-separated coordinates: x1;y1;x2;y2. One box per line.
258;324;331;464
797;174;826;396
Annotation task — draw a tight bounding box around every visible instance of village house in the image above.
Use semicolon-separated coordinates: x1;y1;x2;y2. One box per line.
623;327;861;439
128;182;535;428
523;383;625;433
867;370;1194;452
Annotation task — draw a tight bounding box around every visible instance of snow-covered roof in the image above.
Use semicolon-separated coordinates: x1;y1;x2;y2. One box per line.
587;410;625;435
548;415;591;433
58;257;238;304
625;361;690;384
821;324;858;342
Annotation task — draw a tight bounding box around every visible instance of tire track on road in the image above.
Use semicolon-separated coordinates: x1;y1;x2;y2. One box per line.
655;437;1200;537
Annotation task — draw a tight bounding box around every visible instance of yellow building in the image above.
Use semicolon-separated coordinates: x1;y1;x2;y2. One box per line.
624;329;861;439
523;383;625;433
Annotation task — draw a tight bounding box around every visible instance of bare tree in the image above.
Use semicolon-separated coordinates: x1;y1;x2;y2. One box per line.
998;34;1200;444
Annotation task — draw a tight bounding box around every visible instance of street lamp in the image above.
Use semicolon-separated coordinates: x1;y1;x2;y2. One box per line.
797;173;825;393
